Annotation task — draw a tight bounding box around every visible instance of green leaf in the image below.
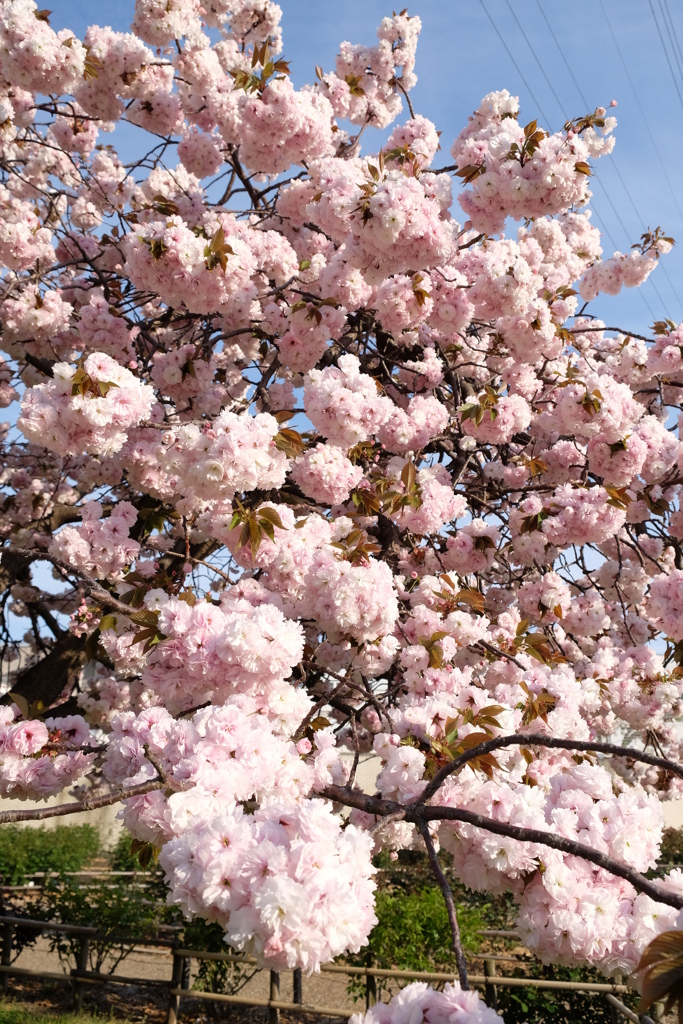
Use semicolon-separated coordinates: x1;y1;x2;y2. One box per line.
8;693;45;720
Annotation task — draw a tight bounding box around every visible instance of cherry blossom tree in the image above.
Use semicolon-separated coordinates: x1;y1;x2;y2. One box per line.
1;1;683;1018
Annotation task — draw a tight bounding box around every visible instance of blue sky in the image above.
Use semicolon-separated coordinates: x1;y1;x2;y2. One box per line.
49;0;683;332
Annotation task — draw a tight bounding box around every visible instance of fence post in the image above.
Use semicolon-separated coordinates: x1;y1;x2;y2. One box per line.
484;959;498;1010
366;952;377;1010
268;969;280;1024
293;967;302;1005
608;972;622;1024
1;921;13;995
180;953;191;992
72;936;90;1012
166;950;186;1024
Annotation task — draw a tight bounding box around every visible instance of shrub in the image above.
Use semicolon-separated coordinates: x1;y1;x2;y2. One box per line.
361;887;484;972
0;825;100;884
659;827;683;865
494;965;640;1024
344;860;487;1002
19;876;176;974
108;831;146;872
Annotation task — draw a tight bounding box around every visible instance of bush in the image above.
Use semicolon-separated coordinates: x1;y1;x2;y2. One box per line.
494;964;640;1024
344;851;487;1001
659;827;683;865
0;825;100;884
108;832;144;871
16;875;178;975
360;887;484;972
0;1010;136;1024
344;851;641;1023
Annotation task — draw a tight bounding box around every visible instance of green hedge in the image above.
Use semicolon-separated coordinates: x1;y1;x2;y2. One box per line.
0;825;100;883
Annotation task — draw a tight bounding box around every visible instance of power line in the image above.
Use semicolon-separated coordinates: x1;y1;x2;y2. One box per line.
478;0;552;126
598;0;683;223
533;0;591;108
482;0;616;250
479;0;671;321
597;0;682;316
585;204;622;257
661;0;683;68
500;2;665;320
649;0;683;114
596;175;673;318
658;0;683;88
532;0;678;318
503;0;566;122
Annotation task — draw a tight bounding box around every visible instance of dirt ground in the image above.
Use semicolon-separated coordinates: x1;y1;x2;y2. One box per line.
1;935;366;1023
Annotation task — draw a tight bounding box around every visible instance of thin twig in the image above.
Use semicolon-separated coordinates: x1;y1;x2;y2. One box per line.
417;819;469;990
476;640;526;670
396;80;416;118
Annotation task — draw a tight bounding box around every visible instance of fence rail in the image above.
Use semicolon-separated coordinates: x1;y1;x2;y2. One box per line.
0;914;660;1023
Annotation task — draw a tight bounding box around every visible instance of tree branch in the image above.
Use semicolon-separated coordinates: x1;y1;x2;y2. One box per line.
0;779;165;824
417;733;683;805
416;819;469;989
319;784;683;910
419;804;683;909
3;548;136;617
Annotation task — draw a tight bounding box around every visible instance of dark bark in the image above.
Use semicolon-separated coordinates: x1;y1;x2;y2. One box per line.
5;633;87;709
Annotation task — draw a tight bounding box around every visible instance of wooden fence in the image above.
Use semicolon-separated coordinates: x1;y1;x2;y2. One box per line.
0;914;660;1023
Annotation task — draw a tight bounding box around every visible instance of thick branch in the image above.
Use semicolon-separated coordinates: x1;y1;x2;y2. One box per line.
420;805;683;909
418;734;683;805
8;633;87;709
0;779;164;824
319;785;683;910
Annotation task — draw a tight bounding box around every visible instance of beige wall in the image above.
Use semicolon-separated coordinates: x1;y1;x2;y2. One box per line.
0;791;123;850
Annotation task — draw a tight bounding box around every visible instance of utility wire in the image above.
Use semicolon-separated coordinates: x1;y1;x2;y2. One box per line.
478;0;552;126
594;160;673;318
533;0;589;106
533;0;676;318
481;0;614;245
480;0;668;320
658;0;683;88
662;0;683;69
503;0;566;121
596;0;681;316
649;0;683;114
598;0;683;223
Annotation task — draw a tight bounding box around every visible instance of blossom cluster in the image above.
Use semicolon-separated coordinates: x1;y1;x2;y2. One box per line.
102;702;374;970
50;500;139;580
350;981;503;1024
0;706;94;801
18;353;155;456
